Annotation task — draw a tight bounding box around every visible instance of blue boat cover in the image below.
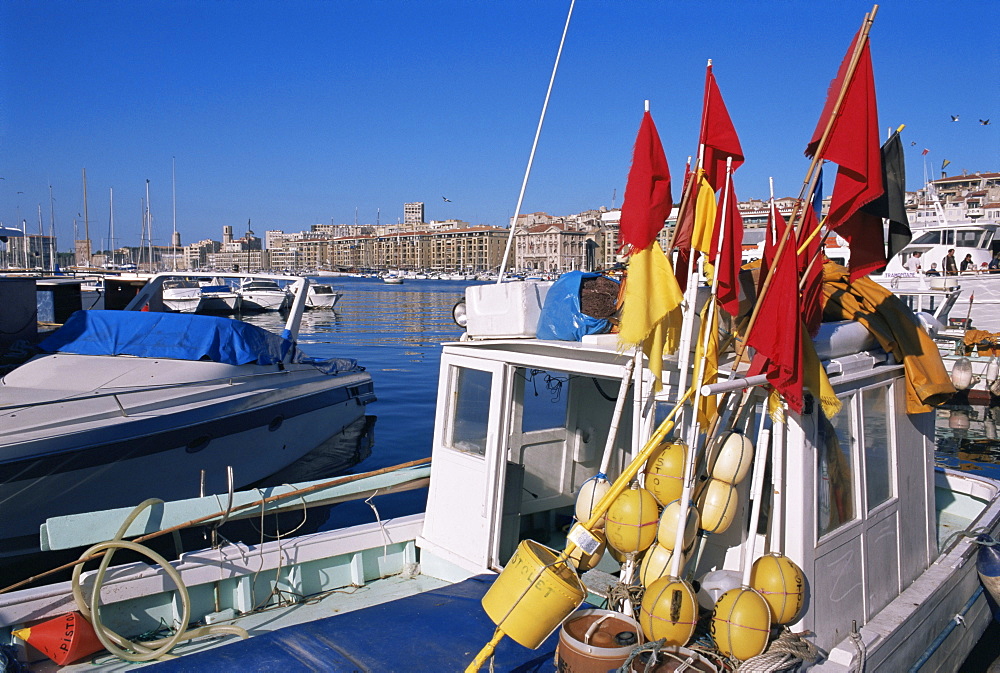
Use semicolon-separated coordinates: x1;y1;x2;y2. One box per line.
149;575;573;672
39;310;294;366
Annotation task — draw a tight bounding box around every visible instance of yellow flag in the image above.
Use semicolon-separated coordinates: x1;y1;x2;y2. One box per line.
694;300;719;427
801;322;842;418
619;241;684;391
690;173;718;256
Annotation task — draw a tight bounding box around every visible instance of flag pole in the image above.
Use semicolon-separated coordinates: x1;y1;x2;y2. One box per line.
734;5;878;364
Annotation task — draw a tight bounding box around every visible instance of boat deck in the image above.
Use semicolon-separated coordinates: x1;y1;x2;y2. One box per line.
145;575;555;672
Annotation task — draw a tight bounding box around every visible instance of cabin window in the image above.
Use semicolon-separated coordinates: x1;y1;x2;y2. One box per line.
862;386;892;510
447;366;492;456
817;399;856;537
956;230;982;247
911;231;940;245
518;368;569;433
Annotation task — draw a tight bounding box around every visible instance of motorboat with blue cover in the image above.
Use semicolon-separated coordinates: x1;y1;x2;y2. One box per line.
0;273;375;558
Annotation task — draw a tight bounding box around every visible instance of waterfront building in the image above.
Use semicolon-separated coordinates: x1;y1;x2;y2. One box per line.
404;202;424;226
909;171;1000;227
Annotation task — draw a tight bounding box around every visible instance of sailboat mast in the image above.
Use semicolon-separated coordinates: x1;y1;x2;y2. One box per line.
82;168;90;267
145;179;153;271
108;187;115;267
48;184;56;272
171;157;177;271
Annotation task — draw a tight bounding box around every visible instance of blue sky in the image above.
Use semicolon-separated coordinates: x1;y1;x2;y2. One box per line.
2;0;997;250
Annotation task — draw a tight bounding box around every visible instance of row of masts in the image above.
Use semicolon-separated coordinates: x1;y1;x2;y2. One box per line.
3;163;180;272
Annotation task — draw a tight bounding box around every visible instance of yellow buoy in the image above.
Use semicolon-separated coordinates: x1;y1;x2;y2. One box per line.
697;479;738;534
481;539;585;649
566;525;606;572
710;587;772;661
638;576;698;645
575;478;612;529
656;499;699;551
644;441;687;506
750;553;806;624
638;543;685;588
708;432;754;485
605;485;659;555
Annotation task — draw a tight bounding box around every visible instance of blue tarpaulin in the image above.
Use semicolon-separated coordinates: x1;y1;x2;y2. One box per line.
39;310;294;365
536;270;615;341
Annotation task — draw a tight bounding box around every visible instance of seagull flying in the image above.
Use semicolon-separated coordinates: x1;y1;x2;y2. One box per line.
442;196;451;202
981;119;991;126
951;115;960;122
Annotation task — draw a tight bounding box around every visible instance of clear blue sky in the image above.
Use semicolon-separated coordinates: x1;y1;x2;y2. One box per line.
1;0;997;251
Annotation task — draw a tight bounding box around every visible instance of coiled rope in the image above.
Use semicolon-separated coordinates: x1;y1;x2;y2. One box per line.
71;499;248;662
738;627;821;672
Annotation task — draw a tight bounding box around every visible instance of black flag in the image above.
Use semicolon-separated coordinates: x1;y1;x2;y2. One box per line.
861;131;911;261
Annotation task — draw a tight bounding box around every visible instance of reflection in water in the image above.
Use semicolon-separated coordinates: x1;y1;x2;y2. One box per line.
936;405;1000;475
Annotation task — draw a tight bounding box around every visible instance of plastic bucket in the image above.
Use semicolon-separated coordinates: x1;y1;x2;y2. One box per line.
481;539;585;649
557;609;642;672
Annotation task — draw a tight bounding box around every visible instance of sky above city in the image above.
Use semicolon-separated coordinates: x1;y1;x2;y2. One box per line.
1;0;997;250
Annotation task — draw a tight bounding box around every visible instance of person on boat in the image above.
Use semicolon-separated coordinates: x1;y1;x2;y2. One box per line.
990;252;1000;273
943;249;958;275
925;263;941;276
904;251;922;274
960;253;975;272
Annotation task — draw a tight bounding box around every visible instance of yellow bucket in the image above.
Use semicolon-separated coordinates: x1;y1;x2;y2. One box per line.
482;539;586;649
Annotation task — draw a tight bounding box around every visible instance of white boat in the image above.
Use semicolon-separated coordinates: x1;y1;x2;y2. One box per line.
236;277;291;312
0;272;376;558
161;278;204;313
289;282;342;309
871;222;1000;333
382;274;404;285
197;280;241;314
2;277;998;672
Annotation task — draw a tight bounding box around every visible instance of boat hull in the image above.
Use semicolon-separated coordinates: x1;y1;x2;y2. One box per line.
0;354;375;557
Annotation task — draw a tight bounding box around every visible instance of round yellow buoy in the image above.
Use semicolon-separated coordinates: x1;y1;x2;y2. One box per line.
605;485;659;555
656;499;699;551
711;587;772;660
481;539;585;649
708;432;754;485
575;478;612;529
566;525;606;572
750;553;806;624
696;479;738;534
638;576;698;645
638;543;685;588
644;441;687;506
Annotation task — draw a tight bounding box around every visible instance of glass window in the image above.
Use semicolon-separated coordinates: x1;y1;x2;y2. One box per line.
911;231;940;245
447;367;492;456
818;400;856;537
518;369;570;433
956;230;983;247
862;386;892;509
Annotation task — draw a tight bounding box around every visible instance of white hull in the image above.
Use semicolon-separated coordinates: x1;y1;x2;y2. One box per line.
0;352;374;557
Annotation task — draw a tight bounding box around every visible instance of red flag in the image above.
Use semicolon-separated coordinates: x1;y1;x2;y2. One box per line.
700;65;744;192
805;31;883;231
710;175;745;318
921;148;929;155
619;111;672;251
798;205;825;335
747;224;804;413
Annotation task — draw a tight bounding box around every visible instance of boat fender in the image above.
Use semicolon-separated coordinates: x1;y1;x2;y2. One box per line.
575;476;612;529
638;576;698;645
750;553;807;624
976;534;1000;620
644;441;687;506
656;499;699;551
604;485;660;555
12;612;103;666
711;587;772;661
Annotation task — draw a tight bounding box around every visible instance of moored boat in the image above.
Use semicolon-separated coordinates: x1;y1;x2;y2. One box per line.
0;272;376;559
236;277;291;312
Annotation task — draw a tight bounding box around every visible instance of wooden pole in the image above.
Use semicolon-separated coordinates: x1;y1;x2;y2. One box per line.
734;5;879;364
